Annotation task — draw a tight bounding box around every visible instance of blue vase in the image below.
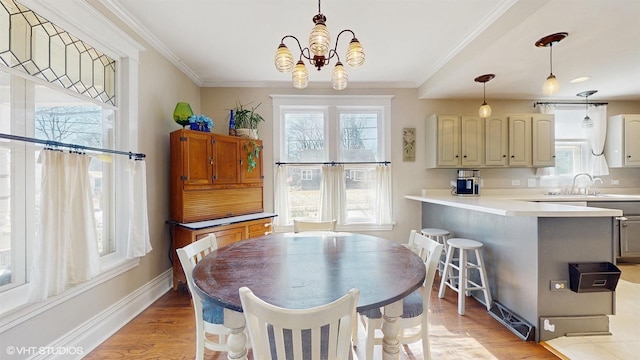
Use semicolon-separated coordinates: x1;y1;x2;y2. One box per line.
228;109;237;136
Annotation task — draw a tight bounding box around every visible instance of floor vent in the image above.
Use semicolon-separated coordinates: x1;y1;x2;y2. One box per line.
488;301;535;341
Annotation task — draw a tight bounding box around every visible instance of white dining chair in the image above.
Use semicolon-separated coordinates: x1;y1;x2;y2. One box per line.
293;219;337;233
176;234;233;360
359;230;444;360
239;286;359;360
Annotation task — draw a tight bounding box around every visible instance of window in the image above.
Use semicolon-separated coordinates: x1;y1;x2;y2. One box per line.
273;95;392;231
544;106;592;177
0;0;141;318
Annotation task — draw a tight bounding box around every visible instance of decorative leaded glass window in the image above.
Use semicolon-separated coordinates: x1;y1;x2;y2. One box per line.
0;0;116;105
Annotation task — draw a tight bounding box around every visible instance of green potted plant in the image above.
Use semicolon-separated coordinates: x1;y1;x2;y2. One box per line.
232;101;265;139
244;140;261;172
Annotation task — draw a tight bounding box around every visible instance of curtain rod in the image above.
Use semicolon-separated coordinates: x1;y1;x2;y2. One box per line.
276;161;390;165
533;101;608;107
0;133;146;159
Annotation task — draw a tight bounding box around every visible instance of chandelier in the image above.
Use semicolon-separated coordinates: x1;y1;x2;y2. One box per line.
274;0;365;90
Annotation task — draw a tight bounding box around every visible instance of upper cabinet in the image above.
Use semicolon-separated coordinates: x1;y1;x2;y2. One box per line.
606;114;640;167
484;115;508;166
426;114;483;168
531;114;555;167
170;129;264;223
426;113;555;169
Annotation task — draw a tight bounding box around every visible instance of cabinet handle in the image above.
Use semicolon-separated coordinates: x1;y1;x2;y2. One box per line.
502;155;506;158
511;155;515;158
463;155;467;158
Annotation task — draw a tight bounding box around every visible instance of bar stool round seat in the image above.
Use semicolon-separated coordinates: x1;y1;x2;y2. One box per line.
421;228;450;275
438;238;492;315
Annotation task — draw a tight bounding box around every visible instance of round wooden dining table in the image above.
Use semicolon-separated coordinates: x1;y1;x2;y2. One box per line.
192;231;426;360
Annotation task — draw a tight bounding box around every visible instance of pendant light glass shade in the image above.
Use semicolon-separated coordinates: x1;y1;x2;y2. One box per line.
309;21;330;57
274;44;294;73
543;74;560;96
346;38;365;68
479;103;492;118
292;61;309;89
331;62;348;90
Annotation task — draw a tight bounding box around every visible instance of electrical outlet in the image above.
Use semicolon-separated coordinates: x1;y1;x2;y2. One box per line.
511;180;520;186
611;179;620;185
528;179;536;187
450;180;456;187
550;280;568;291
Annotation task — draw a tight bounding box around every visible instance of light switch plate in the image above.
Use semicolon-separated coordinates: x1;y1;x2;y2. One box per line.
511;180;520;186
528;179;536;187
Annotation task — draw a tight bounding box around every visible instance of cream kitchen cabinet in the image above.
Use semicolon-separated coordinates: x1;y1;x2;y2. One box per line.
507;115;532;166
507;114;555;167
532;114;555;167
605;114;640;167
485;115;508;166
426;114;483;168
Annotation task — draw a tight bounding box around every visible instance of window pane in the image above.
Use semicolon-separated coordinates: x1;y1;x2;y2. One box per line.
339;112;378;162
283;111;325;162
345;165;376;223
0;72;11;288
34;85;114;255
287;166;321;220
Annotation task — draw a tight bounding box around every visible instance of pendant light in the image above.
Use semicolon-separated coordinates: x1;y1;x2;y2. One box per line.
474;74;495;118
535;32;568;96
577;90;597;129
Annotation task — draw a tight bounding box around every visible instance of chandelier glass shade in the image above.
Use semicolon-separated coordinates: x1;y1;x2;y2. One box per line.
274;0;364;90
475;74;495;118
536;32;568;96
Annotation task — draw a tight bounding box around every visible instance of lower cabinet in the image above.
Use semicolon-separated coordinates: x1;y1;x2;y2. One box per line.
171;215;274;290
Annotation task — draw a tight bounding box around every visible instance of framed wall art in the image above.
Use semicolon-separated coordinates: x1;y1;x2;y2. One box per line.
403;127;416;161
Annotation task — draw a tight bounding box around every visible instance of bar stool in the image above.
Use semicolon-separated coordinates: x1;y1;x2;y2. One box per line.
438;238;492;315
421;228;450;276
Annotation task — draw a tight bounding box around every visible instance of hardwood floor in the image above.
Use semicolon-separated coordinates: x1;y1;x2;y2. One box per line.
86;279;559;359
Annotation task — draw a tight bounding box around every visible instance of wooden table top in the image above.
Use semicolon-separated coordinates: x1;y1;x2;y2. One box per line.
192;232;426;312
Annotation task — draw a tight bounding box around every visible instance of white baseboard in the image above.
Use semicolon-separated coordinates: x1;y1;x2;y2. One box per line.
33;269;173;359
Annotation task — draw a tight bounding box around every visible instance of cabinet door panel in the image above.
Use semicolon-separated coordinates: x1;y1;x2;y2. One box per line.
485;116;508;166
625;117;640;166
509;116;531;166
437;115;460;166
532;114;555;167
182;132;213;185
461;115;483;166
240;139;264;183
213;136;240;183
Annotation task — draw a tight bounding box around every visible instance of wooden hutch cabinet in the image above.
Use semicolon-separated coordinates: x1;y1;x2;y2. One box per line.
169;129;275;289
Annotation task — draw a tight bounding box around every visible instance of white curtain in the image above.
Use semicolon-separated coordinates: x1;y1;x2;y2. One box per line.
320;165;345;223
126;159;152;259
375;165;393;225
29;151;100;302
376;165;393;225
535;104;556;176
273;164;290;227
587;105;609;176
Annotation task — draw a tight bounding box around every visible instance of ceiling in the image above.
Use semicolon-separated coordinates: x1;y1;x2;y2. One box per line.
101;0;640;101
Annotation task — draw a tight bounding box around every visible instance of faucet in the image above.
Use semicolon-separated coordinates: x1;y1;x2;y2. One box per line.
570;172;593;194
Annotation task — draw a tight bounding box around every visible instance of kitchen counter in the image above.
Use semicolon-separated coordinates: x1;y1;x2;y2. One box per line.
408;191;621;342
405;193;624;217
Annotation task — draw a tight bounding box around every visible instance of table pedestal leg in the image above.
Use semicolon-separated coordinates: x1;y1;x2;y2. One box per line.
381;300;402;360
224;309;248;360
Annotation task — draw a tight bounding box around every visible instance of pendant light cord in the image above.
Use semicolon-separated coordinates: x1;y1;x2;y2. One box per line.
549;43;553;75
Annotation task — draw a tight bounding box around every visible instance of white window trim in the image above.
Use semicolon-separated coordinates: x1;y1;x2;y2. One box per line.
0;0;144;322
271;95;393;232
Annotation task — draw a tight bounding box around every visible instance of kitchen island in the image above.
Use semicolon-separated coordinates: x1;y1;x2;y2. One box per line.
406;193;623;342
